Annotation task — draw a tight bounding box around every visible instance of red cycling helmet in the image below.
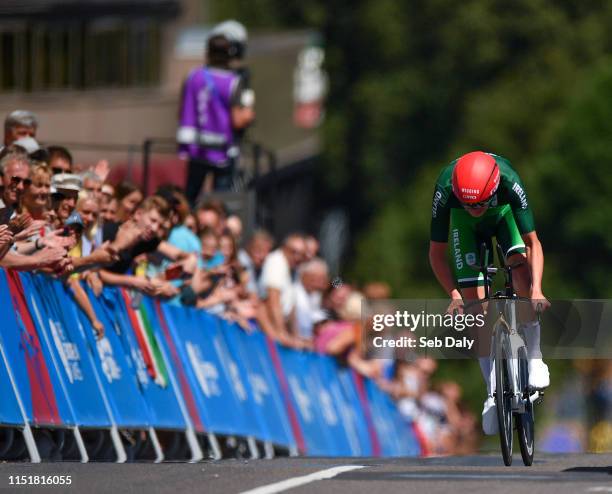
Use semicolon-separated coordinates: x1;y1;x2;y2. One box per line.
452;151;500;204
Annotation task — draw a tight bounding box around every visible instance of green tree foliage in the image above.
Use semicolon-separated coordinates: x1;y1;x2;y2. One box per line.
336;1;612;298
529;60;612;297
213;0;612;297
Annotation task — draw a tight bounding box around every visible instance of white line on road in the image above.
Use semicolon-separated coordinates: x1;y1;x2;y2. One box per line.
239;465;366;494
587;488;612;493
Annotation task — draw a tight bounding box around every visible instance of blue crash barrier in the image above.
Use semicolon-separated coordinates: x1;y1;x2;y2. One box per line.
95;290;186;431
0;271;421;459
217;319;295;446
0;270;65;427
22;273;111;428
0;340;23;427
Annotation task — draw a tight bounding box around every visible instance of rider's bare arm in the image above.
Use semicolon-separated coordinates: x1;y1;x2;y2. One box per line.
429;240;461;299
521;231;546;301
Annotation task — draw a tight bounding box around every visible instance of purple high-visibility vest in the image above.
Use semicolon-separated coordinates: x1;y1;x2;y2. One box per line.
176;66;240;166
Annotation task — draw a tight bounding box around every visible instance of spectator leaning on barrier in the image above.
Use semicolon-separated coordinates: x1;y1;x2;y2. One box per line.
238;228;274;296
304;234;320;262
47;146;73;175
1;151;31;212
81;171;103;201
60;210;105;340
99;195;191;298
100;195;118;223
51;173;82;226
294;257;329;340
0;153;72;272
225;214;242;242
70;197;105;297
177;30;255;204
100;195;170;275
199;227;224;270
74;196;103;257
195;199;226;235
259;233;310;348
184;214;197;234
3;110;38;150
101;183;114;199
114;181;143;223
209;228;256;325
219;228;237;263
22;163;51;221
157;186;201;255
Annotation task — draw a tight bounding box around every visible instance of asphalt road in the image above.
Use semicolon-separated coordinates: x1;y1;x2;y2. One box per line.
0;454;610;494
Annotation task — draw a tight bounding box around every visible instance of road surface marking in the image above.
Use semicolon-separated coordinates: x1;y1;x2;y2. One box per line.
587;488;612;493
240;465;366;494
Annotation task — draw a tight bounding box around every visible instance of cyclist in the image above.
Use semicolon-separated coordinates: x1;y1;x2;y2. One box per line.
428;151;550;435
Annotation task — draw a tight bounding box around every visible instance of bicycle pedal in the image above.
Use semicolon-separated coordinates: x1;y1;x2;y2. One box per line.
528;389;544;405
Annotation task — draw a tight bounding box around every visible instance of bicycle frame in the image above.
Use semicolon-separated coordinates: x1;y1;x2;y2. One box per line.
473;243;533;412
490;303;529;413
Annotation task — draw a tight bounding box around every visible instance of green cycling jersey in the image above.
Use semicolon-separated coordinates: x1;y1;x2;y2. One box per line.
430;153;536;288
430;153;535;243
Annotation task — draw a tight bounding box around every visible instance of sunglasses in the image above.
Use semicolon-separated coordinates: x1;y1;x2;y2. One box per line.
51;167;69;175
10;176;32;187
461;196;494;209
288;247;305;257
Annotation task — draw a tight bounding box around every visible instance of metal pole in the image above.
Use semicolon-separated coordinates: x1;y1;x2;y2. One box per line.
142;139;153;196
253;142;261;180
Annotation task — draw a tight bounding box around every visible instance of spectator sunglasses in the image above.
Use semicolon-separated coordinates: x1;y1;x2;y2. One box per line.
10;176;32;187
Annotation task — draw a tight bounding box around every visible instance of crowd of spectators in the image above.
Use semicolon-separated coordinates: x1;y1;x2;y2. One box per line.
0;107;477;455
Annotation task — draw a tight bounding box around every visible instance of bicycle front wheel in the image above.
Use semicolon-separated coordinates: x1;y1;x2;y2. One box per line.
495;327;513;466
516;348;535;466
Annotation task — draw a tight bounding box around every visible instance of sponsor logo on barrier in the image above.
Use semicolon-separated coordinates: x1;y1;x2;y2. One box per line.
318;388;338;425
130;347;149;386
336;398;361;454
248;373;270;405
49;319;83;383
186;341;220;397
96;337;122;383
228;361;248;401
212;337;248;401
288;375;313;422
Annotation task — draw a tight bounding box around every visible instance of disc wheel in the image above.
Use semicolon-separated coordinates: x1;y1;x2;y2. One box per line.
495;329;513;466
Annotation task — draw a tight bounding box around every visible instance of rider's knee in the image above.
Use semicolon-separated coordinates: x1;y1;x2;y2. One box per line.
507;253;530;293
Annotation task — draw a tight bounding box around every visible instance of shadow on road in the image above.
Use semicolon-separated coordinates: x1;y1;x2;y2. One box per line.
562;466;611;475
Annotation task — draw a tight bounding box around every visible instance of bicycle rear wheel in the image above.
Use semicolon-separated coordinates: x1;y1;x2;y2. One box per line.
495;327;513;466
516;348;534;466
